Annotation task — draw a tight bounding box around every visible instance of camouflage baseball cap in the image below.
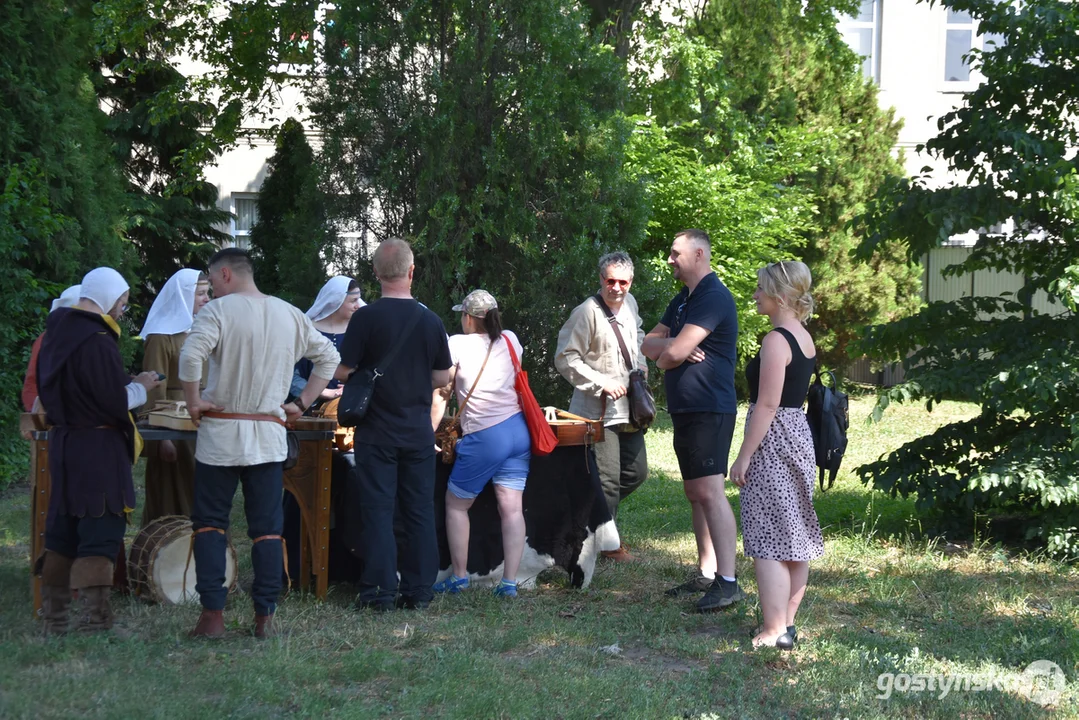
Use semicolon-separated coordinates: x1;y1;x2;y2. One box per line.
452;289;499;318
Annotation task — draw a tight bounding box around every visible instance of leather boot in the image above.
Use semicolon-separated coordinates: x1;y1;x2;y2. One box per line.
70;556;116;633
189;609;226;639
254;613;275;639
37;551;75;636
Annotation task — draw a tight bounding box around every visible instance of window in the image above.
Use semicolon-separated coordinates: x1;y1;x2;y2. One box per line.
839;0;880;83
232;194;259;249
943;5;1007;84
280;3;316;66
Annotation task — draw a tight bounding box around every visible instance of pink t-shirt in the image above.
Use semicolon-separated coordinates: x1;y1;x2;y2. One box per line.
449;331;523;435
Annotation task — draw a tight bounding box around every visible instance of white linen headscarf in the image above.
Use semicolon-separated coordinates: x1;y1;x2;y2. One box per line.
306;276;364;322
50;285;82;313
140;268;203;338
80;268;129;314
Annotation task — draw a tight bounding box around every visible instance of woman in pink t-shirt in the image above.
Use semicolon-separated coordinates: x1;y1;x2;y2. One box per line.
431;290;530;598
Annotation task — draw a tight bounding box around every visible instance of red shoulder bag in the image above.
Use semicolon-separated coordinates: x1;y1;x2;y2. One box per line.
504;336;558;456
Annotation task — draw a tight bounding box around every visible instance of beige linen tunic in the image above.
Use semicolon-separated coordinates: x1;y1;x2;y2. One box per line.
554;293;646;426
178;294;340;467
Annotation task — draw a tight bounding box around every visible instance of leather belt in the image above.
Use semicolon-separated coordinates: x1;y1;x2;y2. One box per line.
202;411;287;427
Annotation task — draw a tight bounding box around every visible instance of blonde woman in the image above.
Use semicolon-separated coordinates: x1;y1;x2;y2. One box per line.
728;261;823;650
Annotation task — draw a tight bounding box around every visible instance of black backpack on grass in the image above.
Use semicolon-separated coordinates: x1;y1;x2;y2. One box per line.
805;367;849;492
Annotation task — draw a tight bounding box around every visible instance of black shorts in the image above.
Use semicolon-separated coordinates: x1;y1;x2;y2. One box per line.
671;412;736;481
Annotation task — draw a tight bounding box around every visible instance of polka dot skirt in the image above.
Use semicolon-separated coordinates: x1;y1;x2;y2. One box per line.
740;405;824;562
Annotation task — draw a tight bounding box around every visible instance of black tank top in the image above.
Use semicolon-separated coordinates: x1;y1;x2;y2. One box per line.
746;327;816;408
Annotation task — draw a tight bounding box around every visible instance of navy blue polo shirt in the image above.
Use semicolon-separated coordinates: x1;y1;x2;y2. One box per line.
660;272;738;414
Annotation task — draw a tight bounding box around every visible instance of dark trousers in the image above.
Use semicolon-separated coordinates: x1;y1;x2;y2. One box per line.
592;425;648;521
192;461;283;615
353;442;437;606
45;512;127;560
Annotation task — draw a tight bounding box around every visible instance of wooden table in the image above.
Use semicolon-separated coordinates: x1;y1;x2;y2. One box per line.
29;423;334;614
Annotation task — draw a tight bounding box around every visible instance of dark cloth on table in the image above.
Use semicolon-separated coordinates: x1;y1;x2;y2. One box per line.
338;298;452;450
746;327;816;407
660;272;739;414
192;461;284;616
37;308;136;521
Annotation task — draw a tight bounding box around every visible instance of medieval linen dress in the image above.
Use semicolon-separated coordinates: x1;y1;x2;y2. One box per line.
139;269;206;525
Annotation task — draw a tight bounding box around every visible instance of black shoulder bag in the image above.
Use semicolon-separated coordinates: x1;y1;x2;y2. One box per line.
593;294;656;430
338;303;425;428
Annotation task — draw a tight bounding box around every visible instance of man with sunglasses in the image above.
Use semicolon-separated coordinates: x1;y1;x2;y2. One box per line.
555;251;649;561
642;229;744;612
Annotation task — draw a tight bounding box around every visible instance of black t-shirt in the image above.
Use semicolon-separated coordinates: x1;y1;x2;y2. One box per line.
339;298;452;449
659;272;738;414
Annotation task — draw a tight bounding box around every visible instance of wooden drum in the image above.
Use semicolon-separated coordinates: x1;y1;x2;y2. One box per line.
128;515;238;605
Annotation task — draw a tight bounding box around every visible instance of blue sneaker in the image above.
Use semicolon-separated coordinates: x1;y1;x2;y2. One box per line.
433;574;470;594
493;579;518;598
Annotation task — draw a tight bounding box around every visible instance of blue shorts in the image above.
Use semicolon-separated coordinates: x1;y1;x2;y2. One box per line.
448;413;531;500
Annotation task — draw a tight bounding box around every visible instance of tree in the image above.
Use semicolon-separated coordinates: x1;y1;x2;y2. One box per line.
311;0;649;403
248;118;338;309
0;0;128;486
679;0;922;370
853;0;1079;555
94;43;232;305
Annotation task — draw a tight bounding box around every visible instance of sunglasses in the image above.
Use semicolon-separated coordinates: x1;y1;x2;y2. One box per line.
605;278;631;289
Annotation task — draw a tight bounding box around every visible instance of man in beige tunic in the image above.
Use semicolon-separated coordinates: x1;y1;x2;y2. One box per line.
555;251;649;561
179;248;339;639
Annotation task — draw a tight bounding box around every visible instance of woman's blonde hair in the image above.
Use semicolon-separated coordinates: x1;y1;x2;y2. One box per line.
757;261;814;322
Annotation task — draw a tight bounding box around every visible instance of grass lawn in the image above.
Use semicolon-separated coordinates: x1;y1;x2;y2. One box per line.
0;395;1076;718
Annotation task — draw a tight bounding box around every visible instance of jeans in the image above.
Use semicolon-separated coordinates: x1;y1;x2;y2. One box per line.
352;442;437;606
192;461;284;615
592;424;648;521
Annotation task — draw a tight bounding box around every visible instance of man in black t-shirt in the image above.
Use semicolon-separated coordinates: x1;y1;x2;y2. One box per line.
335;238;452;611
642;229;745;613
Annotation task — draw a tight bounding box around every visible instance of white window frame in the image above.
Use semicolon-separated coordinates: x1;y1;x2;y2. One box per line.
838;0;882;84
230;193;259;250
941;4;1009;92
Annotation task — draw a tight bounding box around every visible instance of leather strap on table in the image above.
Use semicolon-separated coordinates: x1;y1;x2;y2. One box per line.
203;411;288;427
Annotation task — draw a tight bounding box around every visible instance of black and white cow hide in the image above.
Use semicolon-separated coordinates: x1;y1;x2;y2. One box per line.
285;443;619;590
433;443;620;589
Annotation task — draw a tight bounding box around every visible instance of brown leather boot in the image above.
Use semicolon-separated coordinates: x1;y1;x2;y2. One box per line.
189;609;226;639
254;613;275;639
37;551;75;636
70;556;116;633
601;543;638;562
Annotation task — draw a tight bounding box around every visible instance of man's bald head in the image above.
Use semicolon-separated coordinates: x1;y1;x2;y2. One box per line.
373;238;414;281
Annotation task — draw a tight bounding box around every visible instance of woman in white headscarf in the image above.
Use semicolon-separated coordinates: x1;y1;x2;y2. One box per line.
138;268;211;525
290;276;364;406
22;285;82;413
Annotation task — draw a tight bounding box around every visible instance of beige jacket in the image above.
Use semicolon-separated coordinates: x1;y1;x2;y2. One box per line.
555;293;646;426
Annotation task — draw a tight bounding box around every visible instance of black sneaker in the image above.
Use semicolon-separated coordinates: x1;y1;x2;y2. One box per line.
354;599;394;613
664;573;714;597
395;595;431;610
695;578;746;612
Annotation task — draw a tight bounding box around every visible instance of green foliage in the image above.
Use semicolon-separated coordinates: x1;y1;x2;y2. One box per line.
679;0;922;370
248;118;338;309
94;40;232;305
854;0;1079;557
311;0;649;403
0;0;128;487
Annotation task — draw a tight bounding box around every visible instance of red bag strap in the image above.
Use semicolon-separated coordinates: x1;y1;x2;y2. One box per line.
505;335;521;372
